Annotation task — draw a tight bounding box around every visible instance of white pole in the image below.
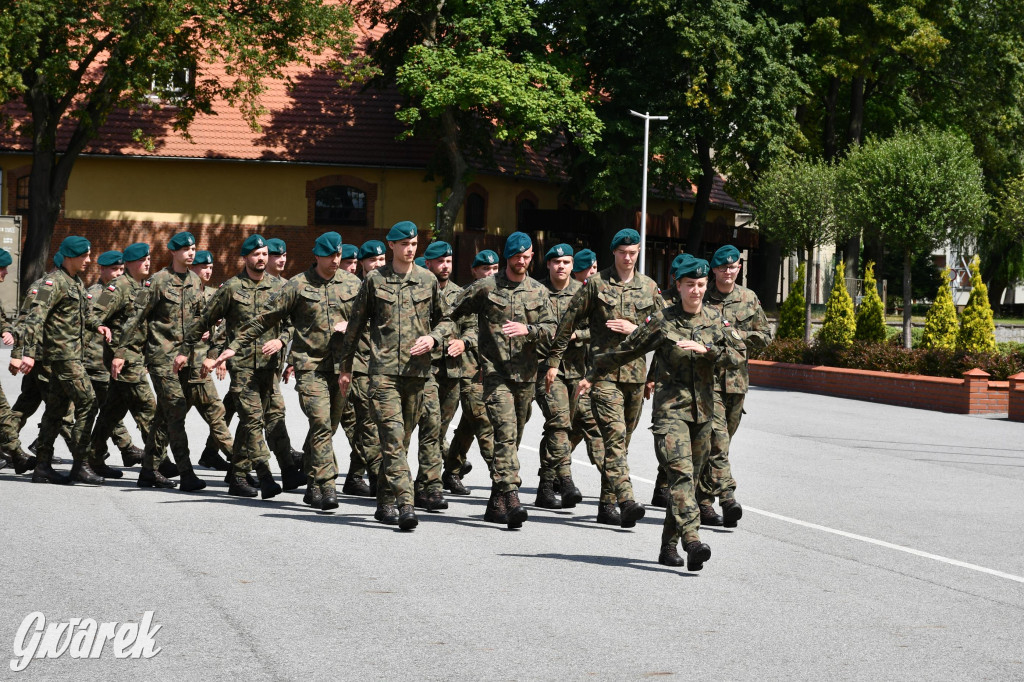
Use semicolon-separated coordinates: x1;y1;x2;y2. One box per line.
629;110;668;276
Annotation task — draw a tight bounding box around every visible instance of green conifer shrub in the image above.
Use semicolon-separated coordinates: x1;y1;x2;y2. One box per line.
855;260;887;342
921;268;958;350
956;256;997;352
817;261;856;348
776;262;806;340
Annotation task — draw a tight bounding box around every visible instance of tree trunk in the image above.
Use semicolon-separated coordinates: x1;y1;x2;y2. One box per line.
804;244;814;345
435;108;470;244
903;249;913;349
822;77;840;162
841;75;866;299
685;135;715;256
751;236;781;313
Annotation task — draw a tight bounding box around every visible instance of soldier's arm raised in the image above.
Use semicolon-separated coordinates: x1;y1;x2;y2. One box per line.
215;284;295;368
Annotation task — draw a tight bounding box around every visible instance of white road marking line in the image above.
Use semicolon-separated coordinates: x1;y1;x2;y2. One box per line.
524;449;1024;584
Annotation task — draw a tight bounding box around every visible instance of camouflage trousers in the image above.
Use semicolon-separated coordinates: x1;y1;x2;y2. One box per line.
483;374;533;493
534;375;575;483
417;373;460;493
0;382;24;453
36;360;95;464
229;367;281;477
91;377;157;464
11;370;73;447
294;369;345;486
571;390;614;504
446;377;494;477
369;374;426;506
590;380;645;503
347;373;382;482
145;370;234;473
697;392;742;505
339;397;362;475
87;378;134;460
653;417;712;547
210;376;292;469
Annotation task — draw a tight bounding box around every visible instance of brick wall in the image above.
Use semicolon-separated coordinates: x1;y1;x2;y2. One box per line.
1009;373;1024;422
749;361;1010;415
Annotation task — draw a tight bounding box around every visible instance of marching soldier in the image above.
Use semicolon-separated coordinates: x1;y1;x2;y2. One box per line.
698;244;773;527
579;254;745;570
443;233;556;529
0;248;36;474
213;231;361;511
547;229;664;528
338;221;449;531
18;236;112;485
340;243;360;275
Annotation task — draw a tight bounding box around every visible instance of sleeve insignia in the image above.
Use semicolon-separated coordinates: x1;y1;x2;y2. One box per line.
86;293;93;299
108;284;117;291
644;315;652;324
30;289;37;295
144;280;152;287
44;280;53;286
723;320;731;326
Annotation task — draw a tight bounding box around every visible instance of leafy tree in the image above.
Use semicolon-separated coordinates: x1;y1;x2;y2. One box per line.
855;260;886;342
817;260;856;348
921;268;958;351
983;173;1024;310
776;262;807;341
837;127;987;348
956;256;997;353
352;0;601;243
753;155;845;343
0;0;353;289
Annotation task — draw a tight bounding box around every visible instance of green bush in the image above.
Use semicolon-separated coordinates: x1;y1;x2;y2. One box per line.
855;261;886;342
921;268;958;350
956;256;997;353
777;262;806;340
817;261;856;348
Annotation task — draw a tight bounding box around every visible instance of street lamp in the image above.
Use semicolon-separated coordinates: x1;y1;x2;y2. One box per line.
629;109;668;275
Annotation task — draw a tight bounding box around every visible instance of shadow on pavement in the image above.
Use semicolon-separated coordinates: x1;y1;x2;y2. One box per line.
499;552;699;576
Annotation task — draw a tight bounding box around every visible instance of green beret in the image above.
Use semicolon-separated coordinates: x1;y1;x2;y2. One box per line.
545;243;574;263
669;253;686;278
167;231;196;251
0;249;11;268
423;241;453;260
341;244;359;260
266;238;287;255
672;253;710;280
473;250;499;267
193;250;213;265
58;235;91;258
240;234;267;256
572;249;596;273
359;240;386;260
123;243;150;262
313;231;343;257
386;220;418;241
414;256;426;267
503;232;532;258
54;253;64;267
710;244;741;268
97;251;123;267
610;229;641;250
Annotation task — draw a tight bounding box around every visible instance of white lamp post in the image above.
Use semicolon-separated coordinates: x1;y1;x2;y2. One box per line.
629;110;668;275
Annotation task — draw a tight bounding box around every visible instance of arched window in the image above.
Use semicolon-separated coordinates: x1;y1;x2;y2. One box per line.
315;185;367;226
466;192;486;231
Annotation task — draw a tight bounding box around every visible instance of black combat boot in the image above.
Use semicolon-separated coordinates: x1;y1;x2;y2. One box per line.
721;500;742;528
374;503;399;525
650;487;671;508
158;459;180;479
534;479;560;509
397;504;418;531
257;467;282;500
683;541;711;571
596;502;621;526
178;462;207;492
320;483;339;511
699;504;723;527
138;468;176;488
559;475;582;508
619;499;646;528
658;544;685;567
90;459;123;479
342;474;371;497
302;482;322;508
460;461;473;477
281;465;305;491
442;471;469;496
71;461;104;485
32;462;72;485
120;445;144;468
198;445;230;471
504;490;528;529
483;485;508;524
5;448;37;475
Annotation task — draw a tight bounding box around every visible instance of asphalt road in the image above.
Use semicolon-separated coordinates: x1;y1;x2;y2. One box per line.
1;360;1022;680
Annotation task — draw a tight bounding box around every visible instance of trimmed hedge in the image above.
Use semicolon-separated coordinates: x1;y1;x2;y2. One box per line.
751;339;1024;381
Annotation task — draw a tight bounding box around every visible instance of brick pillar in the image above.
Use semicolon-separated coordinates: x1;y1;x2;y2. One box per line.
962;368;991;414
1009;372;1024;423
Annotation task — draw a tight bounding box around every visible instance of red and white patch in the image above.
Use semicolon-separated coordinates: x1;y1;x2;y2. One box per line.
86;293;93;299
723;320;731;327
644;315;652;324
107;284;117;291
44;280;53;286
144;280;152;287
30;289;37;295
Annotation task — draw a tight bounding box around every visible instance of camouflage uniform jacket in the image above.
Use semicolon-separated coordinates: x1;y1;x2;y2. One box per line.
95;274;147;382
10;276;43;358
181;271;290;373
20;267;104;363
340;264;448;378
538;277;589;381
432;279;474;379
445;270;555;383
115;267;204;374
589;304;745;428
231;266;360;374
547;267;664;383
84;280;115;380
703;283;772;394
